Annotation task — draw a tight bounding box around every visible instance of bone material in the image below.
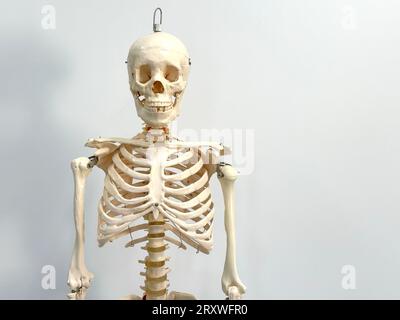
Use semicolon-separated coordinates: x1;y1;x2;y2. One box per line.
218;164;246;299
139;214;169;300
68;25;246;299
95;135;215;254
127;32;190;128
67;157;94;299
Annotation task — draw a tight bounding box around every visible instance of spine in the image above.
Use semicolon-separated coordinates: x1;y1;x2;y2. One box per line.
140;214;169;300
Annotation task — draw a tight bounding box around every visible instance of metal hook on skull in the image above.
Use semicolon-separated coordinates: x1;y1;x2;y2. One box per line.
153;8;163;32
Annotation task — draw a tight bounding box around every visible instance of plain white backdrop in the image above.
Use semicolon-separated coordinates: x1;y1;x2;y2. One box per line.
1;0;400;299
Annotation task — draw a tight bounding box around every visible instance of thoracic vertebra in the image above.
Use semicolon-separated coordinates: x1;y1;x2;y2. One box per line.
139;215;169;300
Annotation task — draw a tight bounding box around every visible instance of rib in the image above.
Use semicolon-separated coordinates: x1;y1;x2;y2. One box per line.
108;166;149;193
104;176;149;205
166;214;214;241
112;152;150;181
162;157;203;181
159;198;212;220
164;223;210;254
103;190;153;215
125;235;148;248
120;145;151;167
164;235;187;249
163;170;208;195
98;203;153;228
159;206;214;232
98;223;149;245
163;149;194;167
163;187;211;210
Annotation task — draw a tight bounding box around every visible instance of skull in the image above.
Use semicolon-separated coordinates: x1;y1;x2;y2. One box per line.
127;32;190;128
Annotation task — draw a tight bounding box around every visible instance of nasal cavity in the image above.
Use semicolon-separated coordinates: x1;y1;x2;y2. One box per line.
152;80;164;94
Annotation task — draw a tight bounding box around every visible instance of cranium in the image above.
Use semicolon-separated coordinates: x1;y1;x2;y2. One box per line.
127;32;190;128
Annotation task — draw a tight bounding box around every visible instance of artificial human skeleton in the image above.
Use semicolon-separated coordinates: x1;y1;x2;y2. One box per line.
67;12;246;300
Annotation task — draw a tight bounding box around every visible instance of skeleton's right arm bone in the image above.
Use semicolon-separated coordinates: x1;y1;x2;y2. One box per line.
67;157;95;300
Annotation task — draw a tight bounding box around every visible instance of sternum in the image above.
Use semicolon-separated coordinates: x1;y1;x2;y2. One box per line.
147;145;168;206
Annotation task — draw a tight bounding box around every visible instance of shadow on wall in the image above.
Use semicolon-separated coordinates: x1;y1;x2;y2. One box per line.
0;31;74;299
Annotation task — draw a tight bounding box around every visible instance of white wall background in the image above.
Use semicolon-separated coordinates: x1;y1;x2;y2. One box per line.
1;0;400;299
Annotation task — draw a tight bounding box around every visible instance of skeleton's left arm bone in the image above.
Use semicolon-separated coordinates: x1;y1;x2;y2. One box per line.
217;163;246;300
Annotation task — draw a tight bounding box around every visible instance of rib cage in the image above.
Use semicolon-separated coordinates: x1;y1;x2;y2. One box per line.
97;140;215;254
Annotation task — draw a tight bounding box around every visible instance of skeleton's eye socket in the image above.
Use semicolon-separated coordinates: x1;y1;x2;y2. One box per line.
138;65;151;83
165;65;179;82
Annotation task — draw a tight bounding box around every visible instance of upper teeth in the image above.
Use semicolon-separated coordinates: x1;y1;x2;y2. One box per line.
146;105;173;113
146;101;172;107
